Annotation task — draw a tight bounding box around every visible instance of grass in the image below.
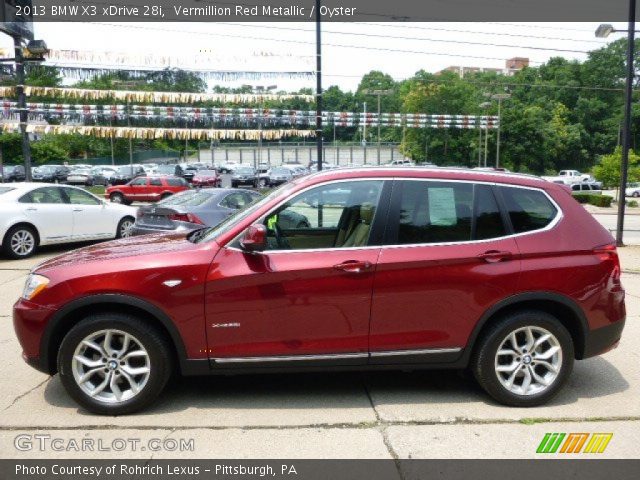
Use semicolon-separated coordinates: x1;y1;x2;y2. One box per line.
84;185;106;196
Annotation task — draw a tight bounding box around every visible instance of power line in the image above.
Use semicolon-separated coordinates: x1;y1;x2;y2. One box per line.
213;22;592;54
364;22;606;44
90;22;548;64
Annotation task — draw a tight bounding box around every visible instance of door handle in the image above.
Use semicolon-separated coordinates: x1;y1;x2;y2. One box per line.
25;207;37;211
478;250;513;263
333;260;373;273
73;208;83;212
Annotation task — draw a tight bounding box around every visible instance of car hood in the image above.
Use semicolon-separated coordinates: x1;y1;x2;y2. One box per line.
34;233;203;272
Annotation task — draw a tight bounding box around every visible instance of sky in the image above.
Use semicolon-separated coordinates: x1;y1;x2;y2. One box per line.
0;22;626;92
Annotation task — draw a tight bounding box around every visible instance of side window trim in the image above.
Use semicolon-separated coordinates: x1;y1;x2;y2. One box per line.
491;185;515;236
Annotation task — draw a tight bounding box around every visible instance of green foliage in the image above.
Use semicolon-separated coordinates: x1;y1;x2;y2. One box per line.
593;148;640;188
573;193;613;207
627;200;638;207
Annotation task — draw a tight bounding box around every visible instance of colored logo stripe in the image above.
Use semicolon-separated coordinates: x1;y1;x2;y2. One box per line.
583;434;613;454
560;433;589;453
537;433;566;453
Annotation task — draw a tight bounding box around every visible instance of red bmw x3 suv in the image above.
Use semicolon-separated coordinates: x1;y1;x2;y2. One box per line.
14;168;625;414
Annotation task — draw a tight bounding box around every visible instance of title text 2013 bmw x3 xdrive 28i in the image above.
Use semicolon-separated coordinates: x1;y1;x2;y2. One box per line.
13;168;625;414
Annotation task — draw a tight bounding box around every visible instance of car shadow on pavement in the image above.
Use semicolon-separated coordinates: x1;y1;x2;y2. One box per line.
41;355;629;417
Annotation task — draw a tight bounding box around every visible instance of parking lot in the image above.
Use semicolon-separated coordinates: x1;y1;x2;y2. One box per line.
0;237;639;459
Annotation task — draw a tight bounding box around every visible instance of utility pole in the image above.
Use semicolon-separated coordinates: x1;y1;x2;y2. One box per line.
478;118;483;167
315;0;323;171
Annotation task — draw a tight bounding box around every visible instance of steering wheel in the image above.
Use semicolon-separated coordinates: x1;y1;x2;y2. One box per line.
273;222;290;249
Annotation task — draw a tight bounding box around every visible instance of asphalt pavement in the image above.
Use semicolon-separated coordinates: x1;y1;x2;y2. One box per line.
0;207;638;460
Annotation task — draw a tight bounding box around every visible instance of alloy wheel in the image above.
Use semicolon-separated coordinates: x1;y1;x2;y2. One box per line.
494;326;562;396
71;329;150;404
119;219;134;238
10;229;35;257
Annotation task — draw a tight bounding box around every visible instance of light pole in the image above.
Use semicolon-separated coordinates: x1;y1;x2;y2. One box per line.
1;39;48;181
362;89;393;165
480;102;492;167
596;14;638;246
244;85;277;168
491;93;511;168
315;0;323;171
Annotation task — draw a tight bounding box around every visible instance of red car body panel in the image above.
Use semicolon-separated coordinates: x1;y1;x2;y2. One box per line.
13;167;626;375
205;247;380;357
105;176;189;203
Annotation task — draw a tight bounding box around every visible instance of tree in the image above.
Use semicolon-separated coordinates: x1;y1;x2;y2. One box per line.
593;148;640;188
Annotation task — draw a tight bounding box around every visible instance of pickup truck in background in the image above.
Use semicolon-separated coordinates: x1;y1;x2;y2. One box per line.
543;170;593;185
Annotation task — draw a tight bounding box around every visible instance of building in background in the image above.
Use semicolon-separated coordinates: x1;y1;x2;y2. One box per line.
437;57;530;78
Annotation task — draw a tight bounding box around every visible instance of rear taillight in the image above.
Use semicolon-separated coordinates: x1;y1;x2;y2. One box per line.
168;213;204;225
594;243;621;281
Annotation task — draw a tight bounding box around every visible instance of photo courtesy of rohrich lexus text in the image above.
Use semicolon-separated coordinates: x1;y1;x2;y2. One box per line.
0;1;637;479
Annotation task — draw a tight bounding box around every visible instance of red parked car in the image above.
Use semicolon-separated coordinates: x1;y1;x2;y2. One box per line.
105;175;190;205
13;168;625;414
191;169;222;188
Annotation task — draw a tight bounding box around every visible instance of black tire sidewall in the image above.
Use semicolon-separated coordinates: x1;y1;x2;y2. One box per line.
57;313;172;415
472;310;574;407
3;225;37;259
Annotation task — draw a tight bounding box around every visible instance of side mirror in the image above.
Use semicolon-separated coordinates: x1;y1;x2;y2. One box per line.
240;224;267;253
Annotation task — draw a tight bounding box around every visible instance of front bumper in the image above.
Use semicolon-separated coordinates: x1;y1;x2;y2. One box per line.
13;298;56;374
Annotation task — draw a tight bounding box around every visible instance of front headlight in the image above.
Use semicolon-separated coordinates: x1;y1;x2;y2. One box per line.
22;274;49;301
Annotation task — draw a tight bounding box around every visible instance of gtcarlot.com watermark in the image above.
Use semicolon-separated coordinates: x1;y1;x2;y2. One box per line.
14;434;195;453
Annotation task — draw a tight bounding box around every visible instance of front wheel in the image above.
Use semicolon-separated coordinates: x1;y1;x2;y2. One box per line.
633;191;639;198
472;310;574;407
57;313;173;415
3;225;38;259
110;192;124;204
259;179;268;188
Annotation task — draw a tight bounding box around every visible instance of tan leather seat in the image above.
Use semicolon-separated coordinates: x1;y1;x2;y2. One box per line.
341;203;375;248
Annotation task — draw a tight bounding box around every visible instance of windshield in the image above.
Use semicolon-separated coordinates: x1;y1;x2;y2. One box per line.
116;166;136;174
195;183;293;243
156;165;176;173
235;167;254;174
272;168;290;175
197;170;217;176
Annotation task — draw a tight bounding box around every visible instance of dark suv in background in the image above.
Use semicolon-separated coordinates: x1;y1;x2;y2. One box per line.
31;165;70;183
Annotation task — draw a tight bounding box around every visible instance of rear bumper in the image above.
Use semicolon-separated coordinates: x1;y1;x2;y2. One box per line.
582;319;626;358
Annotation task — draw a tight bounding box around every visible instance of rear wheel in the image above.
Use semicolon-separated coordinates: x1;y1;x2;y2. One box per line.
472;310;573;407
160;193;172;200
57;313;173;415
116;216;135;238
110;192;124;204
259;178;268;187
3;225;38;259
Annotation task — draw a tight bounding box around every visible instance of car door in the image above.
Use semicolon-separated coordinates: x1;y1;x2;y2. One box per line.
204;179;390;364
19;186;73;243
128;177;149;201
369;180;521;364
61;187;114;240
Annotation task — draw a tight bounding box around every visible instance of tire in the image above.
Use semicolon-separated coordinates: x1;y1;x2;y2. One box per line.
259;179;268;187
296;221;310;229
231;182;237;188
160;193;172;200
633;191;639;198
116;216;135;239
57;313;173;415
3;224;38;259
471;310;574;407
110;192;124;204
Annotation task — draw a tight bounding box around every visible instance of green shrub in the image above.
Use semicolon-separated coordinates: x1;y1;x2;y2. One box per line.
627;200;639;207
573;193;613;207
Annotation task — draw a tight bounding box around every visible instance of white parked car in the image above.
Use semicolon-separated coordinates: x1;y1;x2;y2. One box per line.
388;159;415;167
626;182;640;197
0;183;137;259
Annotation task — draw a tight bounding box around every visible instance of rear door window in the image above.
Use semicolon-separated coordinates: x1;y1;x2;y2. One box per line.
387;181;507;245
19;187;67;204
499;186;558;233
